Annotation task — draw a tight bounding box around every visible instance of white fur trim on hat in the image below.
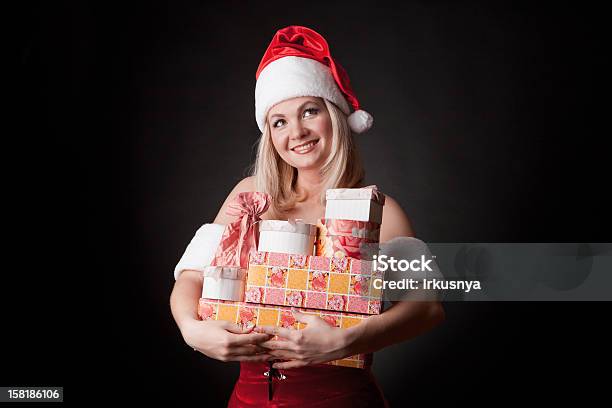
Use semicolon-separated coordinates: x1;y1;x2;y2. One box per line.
255;56;351;133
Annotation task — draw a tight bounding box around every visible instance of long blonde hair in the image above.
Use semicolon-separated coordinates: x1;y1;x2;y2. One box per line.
250;98;364;216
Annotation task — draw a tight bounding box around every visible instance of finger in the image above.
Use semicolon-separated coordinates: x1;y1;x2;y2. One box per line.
230;344;269;354
228;332;272;346
254;325;298;341
223;321;255;334
273;360;308;370
233;354;274;362
258;340;297;351
290;308;319;325
268;350;302;360
227;345;268;357
251;345;270;353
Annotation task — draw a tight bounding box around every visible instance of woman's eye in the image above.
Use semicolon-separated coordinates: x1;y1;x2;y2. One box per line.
303;108;319;117
272;108;318;128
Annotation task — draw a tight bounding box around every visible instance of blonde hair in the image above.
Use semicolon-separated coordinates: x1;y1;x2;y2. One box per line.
250;98;365;217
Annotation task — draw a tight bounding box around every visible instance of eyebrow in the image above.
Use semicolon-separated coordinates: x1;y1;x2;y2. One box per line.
269;101;320;121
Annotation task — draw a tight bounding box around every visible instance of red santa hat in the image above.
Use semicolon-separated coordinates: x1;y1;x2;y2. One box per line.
255;25;373;134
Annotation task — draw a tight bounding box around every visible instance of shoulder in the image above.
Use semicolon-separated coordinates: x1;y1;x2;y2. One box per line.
235;176;256;192
380;194;415;242
213;176;257;224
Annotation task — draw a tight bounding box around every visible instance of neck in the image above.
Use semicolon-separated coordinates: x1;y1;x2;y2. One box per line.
295;168;324;200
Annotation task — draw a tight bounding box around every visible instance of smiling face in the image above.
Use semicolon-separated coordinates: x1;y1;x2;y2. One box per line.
267;96;333;171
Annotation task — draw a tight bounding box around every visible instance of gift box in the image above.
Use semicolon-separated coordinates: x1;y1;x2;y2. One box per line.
245;251;384;315
201;265;246;301
315;218;380;259
202;192;270;302
258;220;317;255
325;185;385;224
198;298;371;368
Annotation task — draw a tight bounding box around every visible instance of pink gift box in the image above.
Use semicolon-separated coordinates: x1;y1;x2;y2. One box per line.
246;251;384;315
198;298;371;369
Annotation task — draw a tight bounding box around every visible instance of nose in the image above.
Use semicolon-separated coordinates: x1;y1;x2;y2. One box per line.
288;119;309;141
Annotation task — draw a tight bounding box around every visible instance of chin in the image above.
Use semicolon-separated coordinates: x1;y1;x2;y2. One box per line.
293;159;326;171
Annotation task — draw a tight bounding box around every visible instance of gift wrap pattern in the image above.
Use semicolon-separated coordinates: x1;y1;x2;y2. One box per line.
245;251;383;315
315;218;380;259
198;298;371;368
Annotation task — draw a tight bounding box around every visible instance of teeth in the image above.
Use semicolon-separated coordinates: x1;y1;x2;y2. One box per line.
293;141;316;152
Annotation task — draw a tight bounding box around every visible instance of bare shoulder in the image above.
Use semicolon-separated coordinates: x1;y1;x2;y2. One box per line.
213;176;256;225
380;194;415;242
235;176;256;191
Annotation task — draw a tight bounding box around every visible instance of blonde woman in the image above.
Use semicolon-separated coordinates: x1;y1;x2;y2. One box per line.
170;25;445;407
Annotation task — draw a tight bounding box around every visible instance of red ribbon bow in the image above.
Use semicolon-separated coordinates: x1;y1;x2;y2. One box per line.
211;192;271;269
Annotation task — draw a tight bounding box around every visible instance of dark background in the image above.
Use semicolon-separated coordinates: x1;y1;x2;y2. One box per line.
9;0;609;405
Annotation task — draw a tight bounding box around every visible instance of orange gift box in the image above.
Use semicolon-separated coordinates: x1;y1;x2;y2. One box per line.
244;251;384;315
198;298;371;369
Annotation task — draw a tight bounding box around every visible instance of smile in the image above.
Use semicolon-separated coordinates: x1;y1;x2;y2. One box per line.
291;139;319;154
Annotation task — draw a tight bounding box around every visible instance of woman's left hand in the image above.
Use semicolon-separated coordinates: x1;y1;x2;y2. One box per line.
254;308;354;369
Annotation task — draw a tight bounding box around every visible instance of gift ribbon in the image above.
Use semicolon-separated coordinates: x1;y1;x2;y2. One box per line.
211;192;271;269
260;218;317;234
325;184;385;205
319;218;381;240
363;185;385;205
202;265;247;280
202;265;246;301
350;226;381;240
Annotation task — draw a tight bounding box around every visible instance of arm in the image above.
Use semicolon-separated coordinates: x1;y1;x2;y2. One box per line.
345;195;444;354
257;194;445;369
169;177;273;362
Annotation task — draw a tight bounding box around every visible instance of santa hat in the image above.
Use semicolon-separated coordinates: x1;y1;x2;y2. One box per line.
255;26;373;134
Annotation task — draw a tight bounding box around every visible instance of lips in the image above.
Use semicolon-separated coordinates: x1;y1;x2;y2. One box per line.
291;139;319;153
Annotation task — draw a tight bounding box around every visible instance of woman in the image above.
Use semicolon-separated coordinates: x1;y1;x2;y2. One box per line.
170;25;445;407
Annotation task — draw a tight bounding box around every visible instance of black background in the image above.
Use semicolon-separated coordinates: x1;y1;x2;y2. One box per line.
9;0;610;405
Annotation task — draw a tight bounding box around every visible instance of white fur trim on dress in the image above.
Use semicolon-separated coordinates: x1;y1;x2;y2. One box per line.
255;56;351;132
173;223;225;280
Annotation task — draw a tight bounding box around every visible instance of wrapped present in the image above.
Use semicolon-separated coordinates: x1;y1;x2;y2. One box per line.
201;265;246;301
258;219;317;255
245;251;384;315
315;218;380;259
211;192;271;269
203;192;270;301
198;298;371;368
325;185;385;224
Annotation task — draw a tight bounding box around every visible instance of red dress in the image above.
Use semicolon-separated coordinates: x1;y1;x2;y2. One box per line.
227;358;388;408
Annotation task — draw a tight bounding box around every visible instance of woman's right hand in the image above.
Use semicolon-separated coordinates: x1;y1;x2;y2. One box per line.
179;318;273;362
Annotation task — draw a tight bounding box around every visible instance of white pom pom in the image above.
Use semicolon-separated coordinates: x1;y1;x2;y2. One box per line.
347;110;374;134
